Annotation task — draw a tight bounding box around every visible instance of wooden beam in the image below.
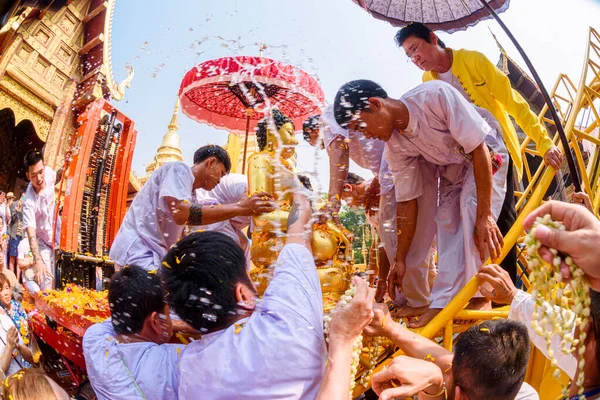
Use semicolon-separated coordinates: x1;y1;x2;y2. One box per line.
78;33;104;56
82;1;107;24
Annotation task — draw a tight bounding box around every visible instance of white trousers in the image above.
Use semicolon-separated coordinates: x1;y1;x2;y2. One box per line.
430;157;508;309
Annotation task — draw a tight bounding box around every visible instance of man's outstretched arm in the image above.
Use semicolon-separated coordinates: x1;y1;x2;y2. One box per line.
166;192;275;226
286;191;313;251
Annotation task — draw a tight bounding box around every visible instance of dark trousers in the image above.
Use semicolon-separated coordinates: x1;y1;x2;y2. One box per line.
496;157;518;283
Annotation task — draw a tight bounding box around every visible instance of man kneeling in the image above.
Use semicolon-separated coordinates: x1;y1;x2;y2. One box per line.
161;190;325;399
334;79;508;327
83;265;184;400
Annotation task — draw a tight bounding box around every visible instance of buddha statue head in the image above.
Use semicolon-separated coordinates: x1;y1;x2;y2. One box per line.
256;109;298;160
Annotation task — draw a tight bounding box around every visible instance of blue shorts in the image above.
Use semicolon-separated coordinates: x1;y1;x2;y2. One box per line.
8;235;22;257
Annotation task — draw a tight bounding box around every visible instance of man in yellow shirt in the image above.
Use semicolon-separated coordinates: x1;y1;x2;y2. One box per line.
394;23;563;287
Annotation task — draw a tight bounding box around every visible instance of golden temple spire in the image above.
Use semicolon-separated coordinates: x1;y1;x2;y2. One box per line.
144;98;184;178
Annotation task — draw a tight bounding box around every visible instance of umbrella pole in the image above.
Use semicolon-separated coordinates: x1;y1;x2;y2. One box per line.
478;0;581;192
241;111;251;174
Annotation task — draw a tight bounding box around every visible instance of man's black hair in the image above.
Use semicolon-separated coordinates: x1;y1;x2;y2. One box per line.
193;145;231;173
395;22;446;49
256;109;294;151
302;115;321;143
297;174;313;191
333;80;388;128
345;172;365;186
108;265;165;335
453;319;530;400
161;231;252;333
24;149;44;170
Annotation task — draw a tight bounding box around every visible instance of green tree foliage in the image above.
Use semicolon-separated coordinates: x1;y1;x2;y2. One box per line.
338;205;372;264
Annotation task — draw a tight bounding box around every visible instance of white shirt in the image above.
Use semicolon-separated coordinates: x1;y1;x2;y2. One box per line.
516;382;540;399
0;203;8;233
509;290;577;379
386;80;505;202
109;162;194;270
178;243;326;399
83;319;184;400
194;173;250;251
22;166;56;249
0;314;27;376
438;69;471;102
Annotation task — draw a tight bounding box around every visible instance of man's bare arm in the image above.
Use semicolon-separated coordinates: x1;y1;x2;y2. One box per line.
26;227;41;262
471;143;503;260
395;199;418;264
286;192;313;251
166;192;275;226
326;136;350;211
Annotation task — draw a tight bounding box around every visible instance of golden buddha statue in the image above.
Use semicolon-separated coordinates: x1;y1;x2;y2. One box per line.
247;109;353;311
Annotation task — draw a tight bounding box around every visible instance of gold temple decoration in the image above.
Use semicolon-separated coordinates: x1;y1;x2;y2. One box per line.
142;98;184;182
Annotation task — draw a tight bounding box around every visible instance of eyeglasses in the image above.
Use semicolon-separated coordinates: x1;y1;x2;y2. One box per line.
405;42;422;60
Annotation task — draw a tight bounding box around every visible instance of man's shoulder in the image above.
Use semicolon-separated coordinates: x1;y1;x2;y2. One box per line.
455;48;488;65
160;161;191;175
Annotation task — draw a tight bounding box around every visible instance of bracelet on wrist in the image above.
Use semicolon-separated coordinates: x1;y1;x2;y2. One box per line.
421;382;446;398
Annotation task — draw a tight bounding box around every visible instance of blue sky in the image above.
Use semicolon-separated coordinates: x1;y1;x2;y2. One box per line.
110;0;600;191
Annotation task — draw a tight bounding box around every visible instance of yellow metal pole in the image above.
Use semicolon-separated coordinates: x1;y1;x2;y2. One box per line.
443;320;453;351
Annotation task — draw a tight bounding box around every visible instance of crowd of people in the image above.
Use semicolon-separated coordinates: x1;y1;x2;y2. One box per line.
0;21;598;400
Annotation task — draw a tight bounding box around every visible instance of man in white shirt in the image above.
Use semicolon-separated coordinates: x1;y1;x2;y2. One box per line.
194;173;251;262
162;189;326;399
478;264;600;399
109;145;274;271
303;108;436;315
366;305;538;400
22;150;62;290
334;79;508;328
83;264;184;400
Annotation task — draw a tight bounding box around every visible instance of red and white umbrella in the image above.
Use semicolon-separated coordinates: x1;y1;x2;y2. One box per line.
179;56;324;171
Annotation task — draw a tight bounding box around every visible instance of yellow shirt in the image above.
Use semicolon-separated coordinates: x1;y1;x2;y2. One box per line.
423;48;554;179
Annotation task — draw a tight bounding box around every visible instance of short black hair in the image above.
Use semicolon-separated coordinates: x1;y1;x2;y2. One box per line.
453;319;530;400
24;149;44;170
345;172;365;186
333;80;388;128
256;109;294;151
161;231;252;333
108;265;165;335
302;115;321;142
193;145;231;173
297;174;313;191
395;22;446;49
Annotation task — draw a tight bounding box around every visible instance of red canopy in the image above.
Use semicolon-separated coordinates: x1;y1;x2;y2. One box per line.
179;56;324;134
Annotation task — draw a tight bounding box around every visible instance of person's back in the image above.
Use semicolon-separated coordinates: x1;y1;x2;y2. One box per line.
109;162;194;270
84;320;182;400
82;265;184;400
162;205;326;399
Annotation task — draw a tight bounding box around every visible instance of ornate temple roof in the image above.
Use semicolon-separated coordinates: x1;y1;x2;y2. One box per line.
75;0;133;107
143;98;184;179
